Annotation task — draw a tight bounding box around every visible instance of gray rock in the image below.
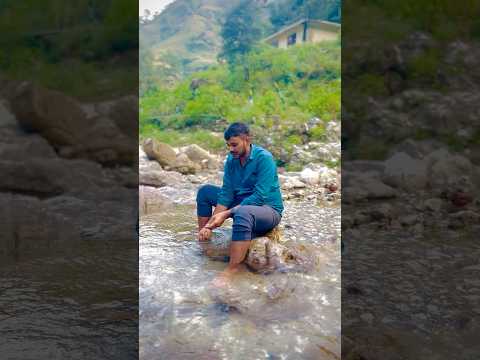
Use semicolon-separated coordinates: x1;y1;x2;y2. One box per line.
424;198;443;212
9;82;136;165
448;210;480;229
400;215;418;226
389;139;443;159
369;204;394;221
180;144;219;169
343;160;385;174
281;177;307;190
426;149;473;192
383;152;428;190
344;173;397;201
167;153;201;175
0;101;17;128
140;170;168;187
142;138;177;167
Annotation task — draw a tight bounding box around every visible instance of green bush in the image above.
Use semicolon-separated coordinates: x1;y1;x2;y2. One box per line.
309;124;326;140
140;127;225;152
353;73;387;97
307;81;341;119
285;162;303;172
139;41;341;162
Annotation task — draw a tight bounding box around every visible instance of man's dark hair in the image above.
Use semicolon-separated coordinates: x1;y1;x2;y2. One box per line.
224;122;250;140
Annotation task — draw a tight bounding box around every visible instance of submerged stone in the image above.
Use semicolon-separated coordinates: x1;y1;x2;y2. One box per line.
201;227;319;273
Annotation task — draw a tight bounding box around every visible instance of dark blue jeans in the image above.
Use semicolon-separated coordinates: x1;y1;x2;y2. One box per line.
196;184;281;241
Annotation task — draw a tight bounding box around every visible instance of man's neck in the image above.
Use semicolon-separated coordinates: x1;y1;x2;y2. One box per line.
239;144;251;166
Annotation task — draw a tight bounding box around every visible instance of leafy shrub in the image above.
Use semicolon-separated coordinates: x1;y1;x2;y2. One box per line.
307;81;341;119
140;41;341;163
309;124;326;140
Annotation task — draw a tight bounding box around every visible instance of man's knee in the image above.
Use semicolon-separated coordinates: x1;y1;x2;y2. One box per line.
196;184;217;203
232;206;255;228
231;206;255;241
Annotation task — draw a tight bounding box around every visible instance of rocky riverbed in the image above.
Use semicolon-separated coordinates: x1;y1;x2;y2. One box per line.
341;31;480;357
139;140;341;359
341;142;480;358
0;81;138;358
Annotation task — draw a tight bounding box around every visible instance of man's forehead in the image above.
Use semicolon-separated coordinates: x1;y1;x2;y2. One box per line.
226;135;247;143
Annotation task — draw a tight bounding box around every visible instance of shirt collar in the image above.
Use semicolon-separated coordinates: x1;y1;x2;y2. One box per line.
227;144;256;163
247;144;256;161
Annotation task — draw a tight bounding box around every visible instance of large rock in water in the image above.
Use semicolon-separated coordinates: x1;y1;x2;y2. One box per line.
8;82;136;165
201;227;318;273
169;153;200;175
426;148;475;192
343;172;397;202
382;151;428;190
142;138;177;167
180;144;219;169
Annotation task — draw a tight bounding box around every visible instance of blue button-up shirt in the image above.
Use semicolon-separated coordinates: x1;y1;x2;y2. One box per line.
217;144;284;216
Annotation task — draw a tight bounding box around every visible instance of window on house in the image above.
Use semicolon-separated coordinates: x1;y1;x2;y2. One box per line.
287;33;296;46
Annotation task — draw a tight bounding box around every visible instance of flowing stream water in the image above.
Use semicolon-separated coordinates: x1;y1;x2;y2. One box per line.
140;195;340;360
0;242;138;359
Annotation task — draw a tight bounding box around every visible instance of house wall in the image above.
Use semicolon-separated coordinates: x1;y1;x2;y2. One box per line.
272;23;305;49
268;22;340;48
307;27;339;43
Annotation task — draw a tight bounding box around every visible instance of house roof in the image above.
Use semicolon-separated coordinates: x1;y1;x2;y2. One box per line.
263;19;340;42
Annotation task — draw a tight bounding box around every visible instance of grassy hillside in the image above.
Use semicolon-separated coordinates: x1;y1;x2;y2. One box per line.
140;0;244;74
343;0;480;159
140;39;341;163
139;0;341;79
0;0;138;100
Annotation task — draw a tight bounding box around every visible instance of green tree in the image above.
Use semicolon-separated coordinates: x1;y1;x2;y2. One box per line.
219;0;263;65
269;0;341;30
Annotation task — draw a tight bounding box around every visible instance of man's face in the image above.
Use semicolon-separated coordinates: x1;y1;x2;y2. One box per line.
226;135;250;158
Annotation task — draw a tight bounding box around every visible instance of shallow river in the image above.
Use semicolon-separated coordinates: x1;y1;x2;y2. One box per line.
140;199;340;360
0;242;138;359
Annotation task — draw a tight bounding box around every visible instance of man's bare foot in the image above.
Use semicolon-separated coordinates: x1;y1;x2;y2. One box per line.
211;272;231;288
210;265;246;288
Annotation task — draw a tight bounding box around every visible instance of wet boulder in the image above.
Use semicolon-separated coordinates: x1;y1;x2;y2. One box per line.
180;144;219;170
202;227;319;273
382;151;428;190
142;138;177;167
167;153;201;175
9;82;136;165
208;271;314;325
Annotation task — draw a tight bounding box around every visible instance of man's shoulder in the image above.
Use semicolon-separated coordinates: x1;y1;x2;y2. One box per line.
253;144;274;160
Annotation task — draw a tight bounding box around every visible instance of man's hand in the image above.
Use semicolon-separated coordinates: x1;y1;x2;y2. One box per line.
198;227;212;242
197;210;231;242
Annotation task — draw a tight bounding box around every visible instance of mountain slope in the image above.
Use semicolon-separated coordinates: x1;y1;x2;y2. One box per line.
140;0;244;72
140;0;340;78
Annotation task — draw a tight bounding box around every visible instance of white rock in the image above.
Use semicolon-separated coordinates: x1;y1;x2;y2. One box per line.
282;177;307;190
300;168;320;185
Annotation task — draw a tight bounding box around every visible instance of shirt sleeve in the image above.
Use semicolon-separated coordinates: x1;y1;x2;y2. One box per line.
240;154;275;206
217;160;235;207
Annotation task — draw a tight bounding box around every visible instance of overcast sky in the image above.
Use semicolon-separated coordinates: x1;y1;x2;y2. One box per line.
139;0;176;16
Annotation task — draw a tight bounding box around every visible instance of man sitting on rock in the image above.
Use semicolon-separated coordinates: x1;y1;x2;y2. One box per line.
196;122;284;284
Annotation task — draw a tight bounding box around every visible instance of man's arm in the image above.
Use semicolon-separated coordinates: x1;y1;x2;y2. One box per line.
240;154;275;206
216;161;235;209
198;205;233;241
212;204;229;216
198;162;235;240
